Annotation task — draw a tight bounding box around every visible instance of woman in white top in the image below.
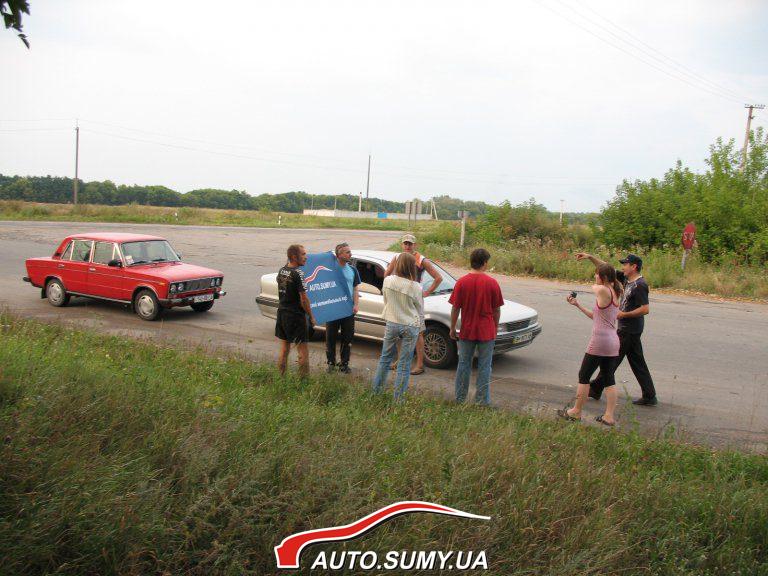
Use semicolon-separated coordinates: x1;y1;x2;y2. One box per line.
372;252;424;399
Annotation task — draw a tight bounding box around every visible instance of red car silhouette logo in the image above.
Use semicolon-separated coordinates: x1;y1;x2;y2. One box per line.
274;501;490;569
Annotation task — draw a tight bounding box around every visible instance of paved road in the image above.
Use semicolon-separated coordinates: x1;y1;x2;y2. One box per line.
2;220;767;452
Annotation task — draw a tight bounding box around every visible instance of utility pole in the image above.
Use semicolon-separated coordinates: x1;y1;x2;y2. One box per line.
559;199;564;225
358;191;362;213
741;104;765;173
73;120;80;205
365;154;371;211
458;210;469;248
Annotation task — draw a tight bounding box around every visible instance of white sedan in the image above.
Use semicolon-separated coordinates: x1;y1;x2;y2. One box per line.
256;250;541;369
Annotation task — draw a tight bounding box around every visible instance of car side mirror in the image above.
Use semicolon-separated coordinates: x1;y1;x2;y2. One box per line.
176;253;182;260
108;259;123;268
53;252;61;258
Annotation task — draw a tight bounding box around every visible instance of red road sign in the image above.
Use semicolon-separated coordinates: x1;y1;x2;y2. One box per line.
682;222;696;250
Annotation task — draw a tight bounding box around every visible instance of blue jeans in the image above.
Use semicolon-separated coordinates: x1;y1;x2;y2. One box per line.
372;322;420;400
455;339;495;405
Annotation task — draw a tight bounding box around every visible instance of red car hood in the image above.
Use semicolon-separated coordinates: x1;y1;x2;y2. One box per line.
126;262;223;281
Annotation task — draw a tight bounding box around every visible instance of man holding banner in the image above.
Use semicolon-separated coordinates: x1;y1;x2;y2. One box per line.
297;244;360;372
325;243;361;373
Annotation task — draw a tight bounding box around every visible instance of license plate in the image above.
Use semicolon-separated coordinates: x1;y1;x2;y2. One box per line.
193;294;214;303
513;332;533;344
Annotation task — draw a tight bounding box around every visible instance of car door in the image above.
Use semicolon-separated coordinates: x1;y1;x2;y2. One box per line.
88;241;125;299
352;258;386;338
58;239;92;294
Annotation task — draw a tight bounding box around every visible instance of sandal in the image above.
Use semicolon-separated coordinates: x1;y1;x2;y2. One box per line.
556;408;581;422
410;368;425;375
595;415;615;427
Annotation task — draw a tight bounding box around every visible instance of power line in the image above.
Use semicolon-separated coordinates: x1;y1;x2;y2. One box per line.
536;0;746;104
79;118;355;165
2;119;627;188
69;119;622;182
0;118;74;122
78;127;618;188
0;127;71;132
571;1;754;102
80;128;368;174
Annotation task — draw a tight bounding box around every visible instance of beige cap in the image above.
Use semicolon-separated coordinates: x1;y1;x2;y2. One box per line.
401;233;416;243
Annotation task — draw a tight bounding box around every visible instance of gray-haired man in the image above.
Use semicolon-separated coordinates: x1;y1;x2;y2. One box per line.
325;243;361;373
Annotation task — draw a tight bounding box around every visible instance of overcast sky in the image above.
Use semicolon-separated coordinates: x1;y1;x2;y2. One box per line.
2;0;766;212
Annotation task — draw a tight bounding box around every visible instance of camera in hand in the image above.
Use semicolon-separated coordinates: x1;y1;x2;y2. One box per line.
570;291;577;299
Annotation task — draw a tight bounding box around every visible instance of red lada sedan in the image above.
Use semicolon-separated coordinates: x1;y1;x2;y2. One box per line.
23;233;226;320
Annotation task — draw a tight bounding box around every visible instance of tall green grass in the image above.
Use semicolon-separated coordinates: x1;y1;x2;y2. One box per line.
411;240;768;300
1;315;767;575
0;200;442;233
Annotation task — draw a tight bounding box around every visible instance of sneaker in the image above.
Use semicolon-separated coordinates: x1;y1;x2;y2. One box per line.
338;364;351;374
632;397;658;406
326;363;337;373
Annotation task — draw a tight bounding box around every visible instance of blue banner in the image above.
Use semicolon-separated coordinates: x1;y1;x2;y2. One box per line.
300;252;354;324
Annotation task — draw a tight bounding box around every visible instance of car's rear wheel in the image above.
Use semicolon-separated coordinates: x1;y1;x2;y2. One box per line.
423;324;457;369
134;289;163;321
45;278;70;307
191;300;215;312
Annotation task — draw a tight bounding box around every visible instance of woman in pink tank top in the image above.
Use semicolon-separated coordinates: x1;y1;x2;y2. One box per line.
558;263;623;426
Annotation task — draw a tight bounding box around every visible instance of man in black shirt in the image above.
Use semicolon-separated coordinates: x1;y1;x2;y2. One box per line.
576;252;658;406
276;244;316;378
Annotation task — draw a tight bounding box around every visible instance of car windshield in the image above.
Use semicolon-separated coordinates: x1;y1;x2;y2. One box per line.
121;240;180;266
421;261;456;295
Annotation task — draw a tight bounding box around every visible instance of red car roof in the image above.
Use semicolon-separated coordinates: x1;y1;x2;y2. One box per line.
68;232;166;243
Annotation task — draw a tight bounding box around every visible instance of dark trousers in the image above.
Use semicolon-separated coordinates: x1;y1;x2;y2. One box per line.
591;330;656;400
326;315;355;366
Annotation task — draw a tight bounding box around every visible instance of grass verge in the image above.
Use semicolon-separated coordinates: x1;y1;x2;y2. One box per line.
409;240;768;301
0;200;443;233
1;315;767;575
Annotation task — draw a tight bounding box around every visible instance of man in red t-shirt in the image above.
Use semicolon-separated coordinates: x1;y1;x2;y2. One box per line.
449;248;503;405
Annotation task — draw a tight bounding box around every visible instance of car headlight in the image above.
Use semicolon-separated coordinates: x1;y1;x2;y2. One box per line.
176;282;185;292
169;284;176;293
217;277;222;286
210;278;216;287
530;315;538;326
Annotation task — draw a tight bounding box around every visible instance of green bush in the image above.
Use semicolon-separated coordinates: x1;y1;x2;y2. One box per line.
599;129;768;264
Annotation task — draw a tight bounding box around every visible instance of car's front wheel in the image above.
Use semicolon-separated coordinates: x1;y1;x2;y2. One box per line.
134;289;164;321
423;324;457;369
45;278;70;307
191;300;214;312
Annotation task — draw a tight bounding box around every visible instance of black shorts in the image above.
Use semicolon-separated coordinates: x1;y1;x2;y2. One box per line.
275;309;308;344
578;353;617;386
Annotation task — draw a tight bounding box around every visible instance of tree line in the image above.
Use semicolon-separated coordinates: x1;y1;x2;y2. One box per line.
0;175;490;219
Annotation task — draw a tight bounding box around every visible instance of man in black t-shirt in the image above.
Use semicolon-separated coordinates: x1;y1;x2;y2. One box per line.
276;244;316;378
576;252;658;406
